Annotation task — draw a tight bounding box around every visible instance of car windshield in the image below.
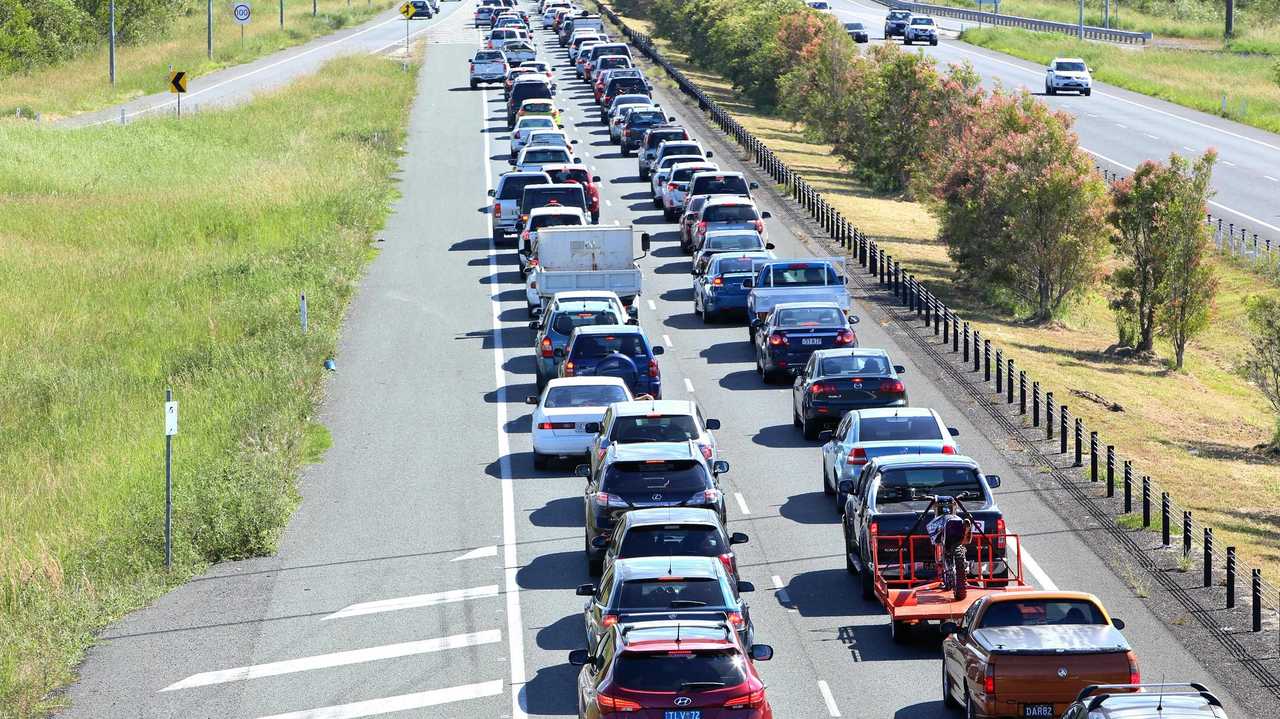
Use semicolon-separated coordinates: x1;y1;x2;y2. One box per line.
776;307;843;327
692;176;750;195
613;651;747;692
498;176;546;200
619;525;724;558
890;11;910;19
551;310;619;335
543;384;629;408
714;257;759;274
858;416;943;442
978;599;1108;628
616;577;726;609
475;51;504;62
706;234;762;251
703;205;759;223
845;22;864;30
611;415;700;443
523;102;553;113
523;149;569;163
911;17;934;25
601;460;710;494
1055;61;1087;72
820;355;890;376
877;467;984;504
530;213;583;230
763;264;839;286
571;333;649;357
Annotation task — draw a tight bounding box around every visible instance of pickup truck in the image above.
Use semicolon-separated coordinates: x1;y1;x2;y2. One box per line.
745;258;849;341
839;453;1005;600
941;591;1138;719
501;41;536;67
524;226;650;316
469;49;508;89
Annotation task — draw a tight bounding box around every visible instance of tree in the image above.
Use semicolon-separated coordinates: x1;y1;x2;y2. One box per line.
931;92;1111;321
1242;296;1280;450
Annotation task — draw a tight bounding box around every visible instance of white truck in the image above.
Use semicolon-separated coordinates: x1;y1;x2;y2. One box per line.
745;257;850;340
524;226;650;316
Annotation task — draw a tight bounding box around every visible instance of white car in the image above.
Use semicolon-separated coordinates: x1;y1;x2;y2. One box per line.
1045;57;1093;96
661;160;718;220
903;16;938;45
528;378;633;468
525;129;579;159
819;407;959;504
649;154;705;203
511;116;558;158
512;145;578;172
588;399;722;471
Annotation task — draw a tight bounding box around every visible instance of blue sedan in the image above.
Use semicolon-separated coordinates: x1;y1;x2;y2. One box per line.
693;252;773;323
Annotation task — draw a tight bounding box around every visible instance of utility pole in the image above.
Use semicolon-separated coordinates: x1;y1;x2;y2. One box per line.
1225;0;1235;38
281;0;285;27
313;0;317;16
108;0;116;85
207;0;213;59
1078;0;1085;40
1104;0;1110;28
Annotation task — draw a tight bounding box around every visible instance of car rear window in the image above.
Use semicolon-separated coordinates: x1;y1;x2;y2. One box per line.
571;333;649;357
609;79;647;95
513;85;552;102
546;167;591;185
550;310;619;335
858;416;943;442
877;467;983;503
522;101;553;112
522;186;586;210
498;175;547;200
691;176;749;196
646;130;687;149
522;148;570;164
672;166;714;182
601;460;709;494
819;355;891;377
613;650;747;692
705;234;761;251
616;577;725;609
598;56;630;69
702;205;759;223
775;307;842;327
628;111;665;127
610;415;699;443
528;133;568;147
762;264;840;286
544;384;629;408
474;51;504;62
619;525;724;558
530;213;583;231
978;599;1107;628
516;117;555;132
713;257;758;274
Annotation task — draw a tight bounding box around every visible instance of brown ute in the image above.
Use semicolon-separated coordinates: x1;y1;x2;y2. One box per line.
940;591;1138;718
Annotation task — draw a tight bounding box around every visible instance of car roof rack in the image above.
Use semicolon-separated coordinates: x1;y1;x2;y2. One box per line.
1076;683;1221;711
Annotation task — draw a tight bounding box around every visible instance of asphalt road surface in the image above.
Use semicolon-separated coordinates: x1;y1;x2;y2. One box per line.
56;7;1258;719
828;0;1280;245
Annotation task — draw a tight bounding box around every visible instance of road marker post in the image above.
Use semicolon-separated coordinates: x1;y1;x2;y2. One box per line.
300;292;309;333
168;70;188;117
109;0;117;84
163;389;179;569
400;2;414;57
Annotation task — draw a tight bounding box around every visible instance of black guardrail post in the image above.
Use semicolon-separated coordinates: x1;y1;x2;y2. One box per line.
995;350;1003;393
1203;527;1213;587
933;299;940;336
1142;475;1151;526
952;316;960;353
1252;569;1262;631
983;340;991;382
1161;492;1171;547
1059;407;1069;454
1182;511;1192;556
1089;432;1098;481
973;331;982;372
963;323;970;363
1032;382;1040;425
1006;360;1015;403
942;309;950;344
1105;446;1114;494
1227;547;1236;608
1045;392;1055;440
1073;417;1082;466
1019;372;1027;414
1123;461;1132;510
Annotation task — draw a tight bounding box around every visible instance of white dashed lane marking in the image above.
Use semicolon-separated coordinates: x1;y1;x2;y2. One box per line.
818;680;842;717
734;492;750;515
322;584;499;621
254;680;504;719
452;545;498;562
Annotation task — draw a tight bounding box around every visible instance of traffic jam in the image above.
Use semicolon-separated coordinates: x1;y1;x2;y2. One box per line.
471;1;1224;717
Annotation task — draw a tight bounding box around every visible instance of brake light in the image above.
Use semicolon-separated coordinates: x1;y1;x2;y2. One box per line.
718;553;735;574
528;258;539;267
984;664;995;695
667;182;677;192
711;276;723;286
882;379;905;394
810;382;829;395
995;517;1006;551
494;201;502;215
538;421;574;430
723;687;765;709
768;332;787;347
753;219;765;233
835;329;855;346
1126;651;1140;685
698;443;714;460
564;360;574;376
648;359;659;378
847;447;868;465
726;611;744;627
941;445;956;455
596;692;639;712
595;492;625;508
702;488;722;503
697;220;707;234
540;336;553;358
601;613;620;628
869;521;879;536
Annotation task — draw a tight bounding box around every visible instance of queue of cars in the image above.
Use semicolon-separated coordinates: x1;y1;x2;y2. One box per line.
478;3;1216;717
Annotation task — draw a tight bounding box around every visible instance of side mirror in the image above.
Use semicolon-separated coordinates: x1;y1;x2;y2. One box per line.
729;531;749;545
749;644;774;662
528;321;539;330
575;582;596;596
573;157;583;164
487;189;496;197
508;157;516;164
652;345;664;355
985;474;1002;489
576;463;592;478
948;427;960;437
749;182;759;190
584;422;600;434
765;242;775;250
640;233;651;252
554;348;565;358
704;150;714;158
737;580;755;593
712;459;730;474
570;139;579;144
590;535;608;548
531;307;543;317
893;365;905;373
1112;617;1126;630
848;315;861;325
668;116;677;122
592;175;602;182
568;649;591;666
761;211;772;219
837;479;854;494
705;418;721;430
940;621;959;636
525;395;539;405
742;278;754;288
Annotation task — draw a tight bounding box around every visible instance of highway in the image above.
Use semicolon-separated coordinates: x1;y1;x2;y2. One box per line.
828;0;1280;244
54;5;1255;718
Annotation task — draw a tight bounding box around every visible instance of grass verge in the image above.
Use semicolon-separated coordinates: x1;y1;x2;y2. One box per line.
599;4;1280;581
0;0;399;120
0;53;416;717
960;27;1280;134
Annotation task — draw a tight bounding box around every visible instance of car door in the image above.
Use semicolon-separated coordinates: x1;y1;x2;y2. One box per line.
584;564;615;653
833;413;857;477
943;599;983;702
823;413;851;483
793;354;815;415
579;629;614;711
589;407;613;473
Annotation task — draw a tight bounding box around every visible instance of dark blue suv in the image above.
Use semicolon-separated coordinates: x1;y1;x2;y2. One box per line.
557;324;664;398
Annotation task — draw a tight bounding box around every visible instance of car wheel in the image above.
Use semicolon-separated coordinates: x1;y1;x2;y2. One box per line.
492;227;504;243
802;415;820;441
860;556;876;599
1083;88;1092;96
640;167;649;180
652;195;662;210
621;146;631;157
662;207;674;222
823;466;835;495
526;303;538;319
792;407;802;428
1046;85;1056;96
844;525;857;574
755;352;764;377
930;38;938;45
533;452;549;470
585;536;603;576
965;689;978;719
470;80;477;89
943;664;961;709
904;37;911;45
890;619;911;643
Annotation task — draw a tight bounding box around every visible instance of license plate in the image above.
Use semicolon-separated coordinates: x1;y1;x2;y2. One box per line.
801;338;822;345
1022;705;1054;717
665;712;700;719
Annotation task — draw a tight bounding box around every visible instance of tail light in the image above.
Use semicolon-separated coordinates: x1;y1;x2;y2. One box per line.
698;444;713;460
595;492;625;508
537;421;574;430
494;201;502;215
941;445;956;455
667;182;677;192
527;258;539;267
995;517;1006;551
723;687;765;709
752;219;765;233
1126;651;1141;685
726;611;744;627
540;337;553;358
601;613;620;629
768;332;787;347
835;329;856;346
697;220;707;234
711;276;723;286
596;692;639;712
882;379;905;394
984;664;995;695
520;230;530;244
563;360;574;376
648;359;659;378
847;447;867;465
809;382;830;395
869;521;879;536
718;553;735;575
702;488;722;503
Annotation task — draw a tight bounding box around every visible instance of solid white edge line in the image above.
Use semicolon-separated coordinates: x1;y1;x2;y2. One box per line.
683;378;695;393
1265;176;1279;183
253;679;505;719
647;299;657;311
818;680;842;717
160;631;501;692
482;86;530;719
322;584;499;621
1008;537;1058;591
452;544;499;562
734;492;750;515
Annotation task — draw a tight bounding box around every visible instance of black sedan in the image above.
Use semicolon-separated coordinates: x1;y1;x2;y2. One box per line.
844;22;869;43
754;302;859;382
792;348;907;439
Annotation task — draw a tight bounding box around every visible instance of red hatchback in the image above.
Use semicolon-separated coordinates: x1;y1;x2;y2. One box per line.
543;163;602;224
569;620;775;719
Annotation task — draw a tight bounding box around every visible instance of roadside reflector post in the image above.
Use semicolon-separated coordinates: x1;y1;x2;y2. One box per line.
983;340;991;382
1182;511;1192;557
300;292;308;333
1006;360;1015;403
1045;392;1054;440
1203;528;1213;587
163;388;178;570
1032;382;1040;426
1226;547;1236;608
109;0;117;84
1161;492;1171;547
1123;460;1132;509
1073;417;1082;466
1142;475;1151;526
1089;432;1098;481
1252;569;1262;631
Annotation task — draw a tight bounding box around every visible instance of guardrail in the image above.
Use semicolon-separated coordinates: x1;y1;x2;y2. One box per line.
876;0;1152;44
594;2;1280;691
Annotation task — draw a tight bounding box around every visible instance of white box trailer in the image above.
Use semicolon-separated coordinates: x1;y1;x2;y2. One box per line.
524;226;650;315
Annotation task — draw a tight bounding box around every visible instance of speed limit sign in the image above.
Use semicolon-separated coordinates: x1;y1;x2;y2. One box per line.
231;1;251;25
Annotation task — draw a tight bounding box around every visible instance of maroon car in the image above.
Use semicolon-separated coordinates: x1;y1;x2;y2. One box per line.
569;620;775;718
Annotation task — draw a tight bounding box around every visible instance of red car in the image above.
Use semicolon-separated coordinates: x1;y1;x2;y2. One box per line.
543;163;602;224
569;620;775;718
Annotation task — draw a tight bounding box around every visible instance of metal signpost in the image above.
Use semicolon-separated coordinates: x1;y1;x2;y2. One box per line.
401;2;415;55
163;390;179;569
233;1;252;42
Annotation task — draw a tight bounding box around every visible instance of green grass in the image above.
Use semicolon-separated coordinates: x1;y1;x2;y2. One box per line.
960;27;1280;134
0;0;400;120
0;53;416;717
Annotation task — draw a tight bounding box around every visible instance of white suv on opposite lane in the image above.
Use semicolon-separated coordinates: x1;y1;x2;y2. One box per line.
1045;57;1093;96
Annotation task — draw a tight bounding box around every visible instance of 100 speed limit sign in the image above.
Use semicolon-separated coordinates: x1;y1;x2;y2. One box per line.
231;1;251;25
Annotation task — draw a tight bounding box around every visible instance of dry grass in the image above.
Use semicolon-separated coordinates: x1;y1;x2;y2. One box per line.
605;5;1280;581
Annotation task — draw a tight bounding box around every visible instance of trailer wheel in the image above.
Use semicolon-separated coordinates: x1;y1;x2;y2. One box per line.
890;619;911;643
860;559;875;600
